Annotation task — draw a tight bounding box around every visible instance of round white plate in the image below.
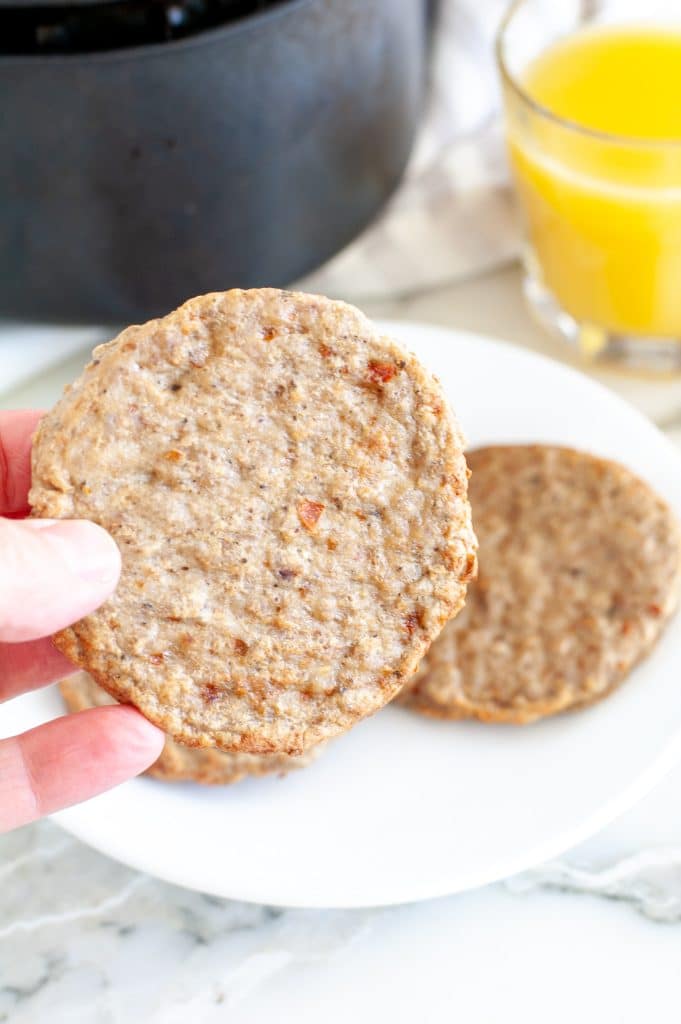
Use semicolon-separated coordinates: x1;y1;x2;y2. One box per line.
5;321;681;909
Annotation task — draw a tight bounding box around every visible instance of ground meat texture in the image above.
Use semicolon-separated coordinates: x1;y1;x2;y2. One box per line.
31;289;476;754
400;445;681;724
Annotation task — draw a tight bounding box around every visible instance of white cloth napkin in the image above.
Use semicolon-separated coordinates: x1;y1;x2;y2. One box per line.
0;324;110;398
300;0;520;300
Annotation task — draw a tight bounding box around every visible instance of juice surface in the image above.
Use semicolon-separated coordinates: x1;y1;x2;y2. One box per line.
508;25;681;337
524;26;681;140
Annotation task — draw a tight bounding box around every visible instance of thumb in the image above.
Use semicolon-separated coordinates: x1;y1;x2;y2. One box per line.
0;519;121;643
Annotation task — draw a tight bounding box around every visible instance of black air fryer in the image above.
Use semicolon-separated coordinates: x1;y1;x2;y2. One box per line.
0;0;430;323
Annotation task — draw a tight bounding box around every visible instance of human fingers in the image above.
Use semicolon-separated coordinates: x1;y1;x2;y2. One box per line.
0;410;43;517
0;639;77;702
0;705;164;833
0;518;121;642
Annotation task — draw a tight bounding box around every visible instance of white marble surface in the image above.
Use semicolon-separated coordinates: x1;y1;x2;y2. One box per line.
3;264;681;1023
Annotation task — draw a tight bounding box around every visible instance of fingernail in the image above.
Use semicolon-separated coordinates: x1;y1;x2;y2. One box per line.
39;520;121;588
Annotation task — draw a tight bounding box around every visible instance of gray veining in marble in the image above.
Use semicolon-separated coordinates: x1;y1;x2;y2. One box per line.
3;820;681;1023
0;823;373;1023
510;849;681;923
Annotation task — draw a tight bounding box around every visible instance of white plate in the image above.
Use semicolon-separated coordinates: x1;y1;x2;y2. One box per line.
4;321;681;909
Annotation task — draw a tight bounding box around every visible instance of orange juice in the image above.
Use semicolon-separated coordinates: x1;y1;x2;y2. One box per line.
507;26;681;337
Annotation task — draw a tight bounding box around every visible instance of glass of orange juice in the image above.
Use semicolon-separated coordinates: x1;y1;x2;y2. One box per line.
497;0;681;370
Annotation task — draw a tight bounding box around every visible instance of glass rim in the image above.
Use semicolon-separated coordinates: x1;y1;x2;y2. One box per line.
495;0;681;150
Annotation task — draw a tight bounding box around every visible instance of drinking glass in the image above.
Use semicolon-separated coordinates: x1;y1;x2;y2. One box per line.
497;0;681;370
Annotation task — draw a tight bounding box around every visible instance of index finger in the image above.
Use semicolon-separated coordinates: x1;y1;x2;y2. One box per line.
0;706;165;833
0;410;43;517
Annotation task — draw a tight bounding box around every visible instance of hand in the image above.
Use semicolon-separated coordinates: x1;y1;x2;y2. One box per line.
0;410;164;833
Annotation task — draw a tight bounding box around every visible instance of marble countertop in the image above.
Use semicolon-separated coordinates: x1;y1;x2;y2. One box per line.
3;264;681;1024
